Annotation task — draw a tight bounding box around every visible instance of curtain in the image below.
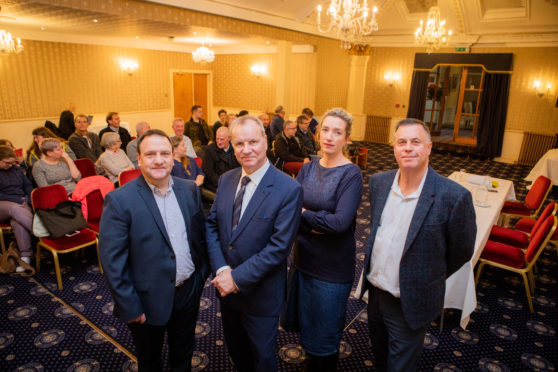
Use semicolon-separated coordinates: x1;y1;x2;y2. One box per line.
406;71;430;120
476;73;511;158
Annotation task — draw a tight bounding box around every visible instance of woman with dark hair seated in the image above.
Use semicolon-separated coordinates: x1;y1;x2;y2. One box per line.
170;136;204;187
96;132;134;185
32;138;81;195
27;127;76;167
0;146;34;272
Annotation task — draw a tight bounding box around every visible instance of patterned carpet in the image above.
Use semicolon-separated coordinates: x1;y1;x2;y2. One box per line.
1;142;556;371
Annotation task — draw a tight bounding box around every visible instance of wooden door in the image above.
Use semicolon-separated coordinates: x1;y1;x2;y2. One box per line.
173;72;209;121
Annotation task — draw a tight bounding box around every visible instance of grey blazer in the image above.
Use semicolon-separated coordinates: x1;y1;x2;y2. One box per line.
361;167;476;330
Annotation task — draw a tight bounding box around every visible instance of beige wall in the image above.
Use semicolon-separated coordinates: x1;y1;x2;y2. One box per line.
363;46;558;135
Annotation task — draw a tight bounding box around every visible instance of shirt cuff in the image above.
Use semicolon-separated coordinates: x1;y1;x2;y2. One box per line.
216;265;231;275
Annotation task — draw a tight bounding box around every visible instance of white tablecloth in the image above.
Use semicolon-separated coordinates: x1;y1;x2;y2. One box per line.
355;172;515;329
525;148;558;185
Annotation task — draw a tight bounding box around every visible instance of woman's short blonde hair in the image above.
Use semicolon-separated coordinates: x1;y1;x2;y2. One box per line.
320;108;353;138
101;132;121;149
39;138;62;156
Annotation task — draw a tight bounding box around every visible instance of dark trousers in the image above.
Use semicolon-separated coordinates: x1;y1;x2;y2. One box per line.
128;272;202;372
221;304;279;372
367;286;428;372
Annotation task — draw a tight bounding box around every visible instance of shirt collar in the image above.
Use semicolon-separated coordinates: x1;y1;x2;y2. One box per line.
109;125;119;132
241;159;269;187
391;168;428;199
146;177;174;197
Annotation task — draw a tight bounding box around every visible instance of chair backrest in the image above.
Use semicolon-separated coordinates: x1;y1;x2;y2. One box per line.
118;169;141;186
525;215;557;264
194;157;202;168
31;185;69;210
530;202;557;235
86;190;104;220
74;158;96;178
525;176;552;213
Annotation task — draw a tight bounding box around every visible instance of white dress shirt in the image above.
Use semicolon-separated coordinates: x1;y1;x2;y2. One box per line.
367;169;428;297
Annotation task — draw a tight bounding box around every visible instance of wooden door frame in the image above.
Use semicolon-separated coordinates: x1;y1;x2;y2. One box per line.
170;69;213;123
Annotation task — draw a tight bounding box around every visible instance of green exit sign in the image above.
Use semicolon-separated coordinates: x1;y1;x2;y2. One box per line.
455;47;468;52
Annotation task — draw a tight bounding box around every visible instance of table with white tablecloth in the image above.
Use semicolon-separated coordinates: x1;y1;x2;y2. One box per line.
525;148;558;185
356;172;516;329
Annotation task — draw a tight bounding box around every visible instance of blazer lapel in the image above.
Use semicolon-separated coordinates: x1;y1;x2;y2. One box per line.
223;169;242;244
230;166;273;243
402;168;436;256
136;176;172;249
370;172;396;233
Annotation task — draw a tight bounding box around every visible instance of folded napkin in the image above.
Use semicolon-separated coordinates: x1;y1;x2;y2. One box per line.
467;175;489;185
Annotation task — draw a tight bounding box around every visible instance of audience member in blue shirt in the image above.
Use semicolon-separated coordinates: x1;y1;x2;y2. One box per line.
170;136;204;187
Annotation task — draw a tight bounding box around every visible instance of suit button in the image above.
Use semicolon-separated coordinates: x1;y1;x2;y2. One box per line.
228;246;232;250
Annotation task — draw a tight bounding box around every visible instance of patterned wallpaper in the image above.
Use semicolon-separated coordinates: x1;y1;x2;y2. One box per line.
290;52;318;116
314;40;351;115
363;46;558;135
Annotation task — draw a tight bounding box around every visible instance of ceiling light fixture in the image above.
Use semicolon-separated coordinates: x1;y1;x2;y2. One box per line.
192;46;215;64
414;6;452;53
0;7;23;55
316;0;379;50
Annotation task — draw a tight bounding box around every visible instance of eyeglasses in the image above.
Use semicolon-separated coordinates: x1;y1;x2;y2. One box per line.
0;159;17;166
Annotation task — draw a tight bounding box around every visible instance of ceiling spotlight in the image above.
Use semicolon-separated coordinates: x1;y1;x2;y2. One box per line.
93;19;98;23
135;36;139;39
193;32;197;35
41;27;45;30
266;41;270;45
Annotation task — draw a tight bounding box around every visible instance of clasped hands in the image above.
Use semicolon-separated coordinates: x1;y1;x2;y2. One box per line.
211;268;239;297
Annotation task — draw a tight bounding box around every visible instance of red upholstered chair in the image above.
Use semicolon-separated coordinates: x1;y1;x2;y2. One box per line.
74;158;96;178
284;162;303;177
194;157;202;168
85;190;104;234
476;215;557;313
118;169;141;186
0;222;12;254
499;176;552;225
31;185;101;290
489;202;557;249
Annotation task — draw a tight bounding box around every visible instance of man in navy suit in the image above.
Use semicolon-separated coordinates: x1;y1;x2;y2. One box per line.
206;116;303;372
99;129;209;372
361;119;476;372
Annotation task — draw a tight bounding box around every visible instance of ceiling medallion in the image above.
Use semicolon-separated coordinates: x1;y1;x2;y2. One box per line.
316;0;379;50
192;46;215;64
414;6;452;53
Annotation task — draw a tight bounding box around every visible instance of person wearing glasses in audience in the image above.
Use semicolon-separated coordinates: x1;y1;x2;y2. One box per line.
68;114;103;162
96;132;134;186
0;146;34;272
32;138;81;196
284;108;363;371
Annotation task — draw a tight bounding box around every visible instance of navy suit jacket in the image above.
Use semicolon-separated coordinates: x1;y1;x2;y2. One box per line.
206;164;303;317
99;175;209;326
361;167;476;330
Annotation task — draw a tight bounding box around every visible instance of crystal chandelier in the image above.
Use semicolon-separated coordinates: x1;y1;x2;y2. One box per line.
414;6;452;53
316;0;379;50
0;29;23;55
192;46;215;64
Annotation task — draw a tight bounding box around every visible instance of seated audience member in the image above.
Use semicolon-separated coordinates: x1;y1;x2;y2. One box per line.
212;109;228;139
98;112;132;151
201;127;239;193
126;121;151;168
237;110;249;117
0;146;34;272
274;120;310;175
32;138;81;195
170;136;204;187
96;132;134;185
227;113;237;127
58;103;76;140
0;139;25;166
258;113;273;149
302;107;319;135
296;115;319;156
270;105;286;138
185;105;212;152
171;118;197;158
27;127;76;168
68;114;103;162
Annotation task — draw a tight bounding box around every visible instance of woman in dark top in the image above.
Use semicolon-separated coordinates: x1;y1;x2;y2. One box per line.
170;136;205;186
0;146;34;271
291;108;363;371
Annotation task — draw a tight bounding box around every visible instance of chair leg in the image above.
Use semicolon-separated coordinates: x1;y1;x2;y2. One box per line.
35;244;41;272
0;229;5;254
95;244;104;274
528;270;536;291
475;262;486;284
520;272;534;313
52;251;63;290
439;309;444;335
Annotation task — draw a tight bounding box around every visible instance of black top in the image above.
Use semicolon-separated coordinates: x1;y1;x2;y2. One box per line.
201;142;240;192
58;110;75;139
98;125;132;151
294;161;363;283
0;165;33;204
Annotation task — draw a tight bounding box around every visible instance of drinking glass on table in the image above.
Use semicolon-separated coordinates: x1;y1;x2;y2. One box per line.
473;186;488;206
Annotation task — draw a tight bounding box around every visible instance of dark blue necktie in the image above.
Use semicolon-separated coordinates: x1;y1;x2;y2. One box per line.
232;176;251;230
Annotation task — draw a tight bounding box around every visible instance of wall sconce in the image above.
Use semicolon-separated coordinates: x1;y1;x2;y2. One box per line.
533;79;552;97
119;58;139;75
384;72;400;87
250;63;267;78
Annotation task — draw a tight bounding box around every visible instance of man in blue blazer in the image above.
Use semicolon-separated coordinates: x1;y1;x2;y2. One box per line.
361;119;476;372
99;129;209;372
206;116;303;372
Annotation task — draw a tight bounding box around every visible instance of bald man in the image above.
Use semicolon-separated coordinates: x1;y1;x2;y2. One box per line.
202;127;240;193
